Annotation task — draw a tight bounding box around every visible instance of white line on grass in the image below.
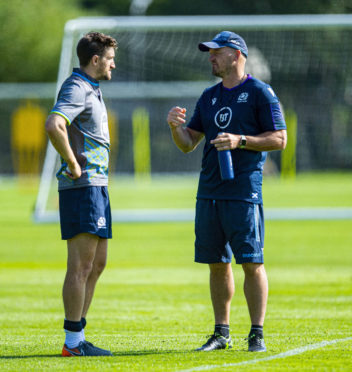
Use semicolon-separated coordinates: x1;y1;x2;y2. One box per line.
178;337;352;372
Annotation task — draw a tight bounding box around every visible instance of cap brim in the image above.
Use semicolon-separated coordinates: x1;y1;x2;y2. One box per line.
198;41;248;57
198;41;223;51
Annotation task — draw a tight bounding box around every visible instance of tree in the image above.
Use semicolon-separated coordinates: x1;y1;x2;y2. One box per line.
81;0;131;15
0;0;87;82
75;0;352;16
147;0;352;15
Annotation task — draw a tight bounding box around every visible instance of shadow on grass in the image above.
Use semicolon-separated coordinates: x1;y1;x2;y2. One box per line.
0;349;193;359
0;354;62;359
112;349;192;357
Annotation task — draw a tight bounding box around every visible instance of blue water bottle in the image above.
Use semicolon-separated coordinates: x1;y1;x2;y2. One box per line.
218;150;234;180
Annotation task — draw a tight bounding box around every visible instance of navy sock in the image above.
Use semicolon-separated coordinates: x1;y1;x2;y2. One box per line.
250;325;263;338
64;319;83;332
215;324;230;338
81;317;87;329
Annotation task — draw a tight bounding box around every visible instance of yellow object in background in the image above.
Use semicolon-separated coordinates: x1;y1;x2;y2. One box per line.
281;109;297;180
107;108;118;173
11;100;46;175
132;107;151;182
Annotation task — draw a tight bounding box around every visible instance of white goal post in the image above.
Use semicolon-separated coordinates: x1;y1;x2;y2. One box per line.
34;14;352;223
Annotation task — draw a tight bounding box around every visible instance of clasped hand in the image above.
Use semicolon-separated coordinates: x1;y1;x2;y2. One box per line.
210;132;240;151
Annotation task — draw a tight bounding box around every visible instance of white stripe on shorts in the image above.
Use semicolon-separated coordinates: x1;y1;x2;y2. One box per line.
254;204;260;242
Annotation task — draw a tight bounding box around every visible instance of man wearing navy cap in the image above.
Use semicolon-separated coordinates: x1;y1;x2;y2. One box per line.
167;31;287;352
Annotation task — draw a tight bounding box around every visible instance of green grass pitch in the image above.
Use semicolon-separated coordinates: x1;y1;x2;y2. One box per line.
0;173;352;371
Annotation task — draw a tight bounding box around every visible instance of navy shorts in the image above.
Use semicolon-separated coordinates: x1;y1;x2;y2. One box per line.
194;199;264;264
59;186;112;240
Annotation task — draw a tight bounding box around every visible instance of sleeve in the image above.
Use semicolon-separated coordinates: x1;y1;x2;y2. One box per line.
257;84;286;131
50;81;86;125
186;96;204;133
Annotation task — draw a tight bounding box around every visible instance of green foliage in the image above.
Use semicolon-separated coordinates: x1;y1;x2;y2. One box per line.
75;0;352;16
71;0;352;18
2;0;352;82
0;0;86;82
80;0;131;15
147;0;352;15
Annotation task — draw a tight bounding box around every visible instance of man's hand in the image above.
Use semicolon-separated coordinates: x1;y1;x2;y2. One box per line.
167;106;186;129
65;161;82;180
210;132;240;151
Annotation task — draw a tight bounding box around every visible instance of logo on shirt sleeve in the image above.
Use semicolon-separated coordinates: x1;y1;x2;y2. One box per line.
214;107;232;129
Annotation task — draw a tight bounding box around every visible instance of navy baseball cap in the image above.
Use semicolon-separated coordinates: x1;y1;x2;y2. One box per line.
198;31;248;57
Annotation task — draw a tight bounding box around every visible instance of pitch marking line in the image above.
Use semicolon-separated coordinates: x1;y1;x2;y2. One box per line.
178;337;352;372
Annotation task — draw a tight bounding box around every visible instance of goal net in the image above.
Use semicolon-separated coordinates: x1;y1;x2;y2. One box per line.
34;15;352;222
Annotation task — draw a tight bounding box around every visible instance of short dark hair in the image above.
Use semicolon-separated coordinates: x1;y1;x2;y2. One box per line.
76;31;118;67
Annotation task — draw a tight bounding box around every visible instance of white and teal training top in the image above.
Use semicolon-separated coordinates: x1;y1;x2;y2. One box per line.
51;68;110;191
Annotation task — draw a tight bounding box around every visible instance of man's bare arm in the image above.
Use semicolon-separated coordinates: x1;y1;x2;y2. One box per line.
210;130;287;152
45;114;82;179
167;106;204;153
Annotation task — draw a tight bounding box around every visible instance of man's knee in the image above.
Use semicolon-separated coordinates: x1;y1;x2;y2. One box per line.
242;263;265;277
209;262;232;275
67;261;94;282
66;233;100;279
92;257;107;277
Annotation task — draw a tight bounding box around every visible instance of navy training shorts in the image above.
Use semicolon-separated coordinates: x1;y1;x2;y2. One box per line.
59;186;112;240
194;199;264;264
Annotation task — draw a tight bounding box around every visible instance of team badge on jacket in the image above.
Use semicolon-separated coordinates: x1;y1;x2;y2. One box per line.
237;92;249;103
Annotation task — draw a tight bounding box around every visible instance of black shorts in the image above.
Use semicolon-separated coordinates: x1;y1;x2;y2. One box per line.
194;199;264;264
59;186;112;240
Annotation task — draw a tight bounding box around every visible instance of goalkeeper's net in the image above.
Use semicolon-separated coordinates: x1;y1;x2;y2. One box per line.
34;15;352;222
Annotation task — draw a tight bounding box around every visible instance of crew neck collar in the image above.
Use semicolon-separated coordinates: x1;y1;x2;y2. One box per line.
222;74;252;91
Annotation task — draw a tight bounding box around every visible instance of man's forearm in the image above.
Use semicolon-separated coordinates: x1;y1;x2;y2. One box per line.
45;115;78;167
47;131;77;166
244;130;287;151
170;126;196;153
167;106;204;153
210;130;287;152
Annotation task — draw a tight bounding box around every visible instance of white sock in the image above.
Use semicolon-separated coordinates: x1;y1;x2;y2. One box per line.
81;328;85;341
65;330;85;348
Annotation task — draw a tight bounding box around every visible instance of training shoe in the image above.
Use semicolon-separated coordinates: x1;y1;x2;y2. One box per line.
62;341;112;356
247;334;266;352
195;333;233;351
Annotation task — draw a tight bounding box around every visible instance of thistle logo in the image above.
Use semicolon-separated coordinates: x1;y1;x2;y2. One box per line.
97;217;106;228
214;107;232;129
237;92;249;103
